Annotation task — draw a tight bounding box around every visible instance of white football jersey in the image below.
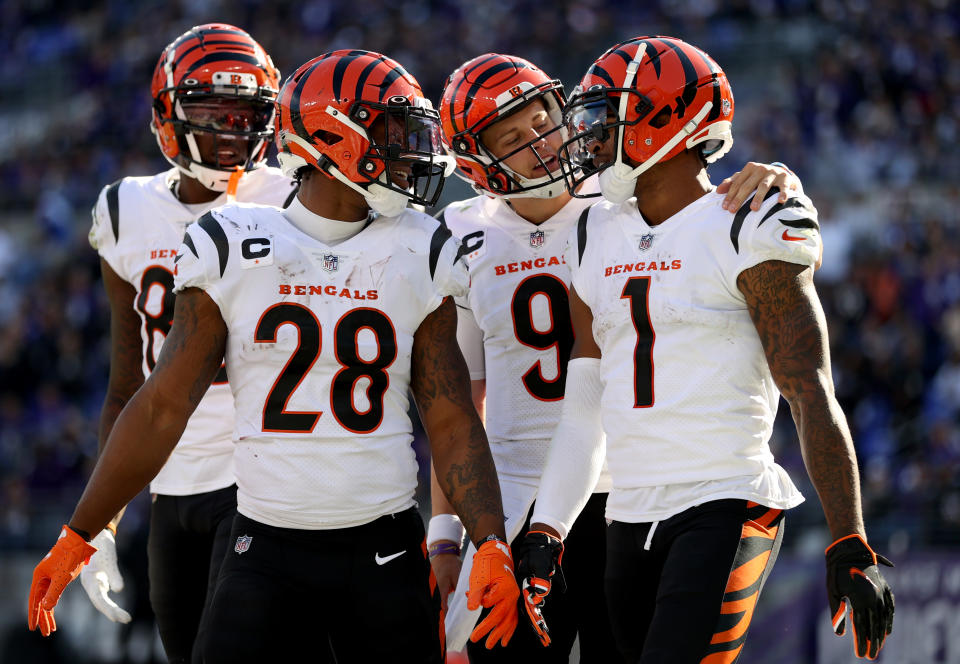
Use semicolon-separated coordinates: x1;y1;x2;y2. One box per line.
173;203;468;529
442;177;611;489
89;167;297;495
570;189;821;522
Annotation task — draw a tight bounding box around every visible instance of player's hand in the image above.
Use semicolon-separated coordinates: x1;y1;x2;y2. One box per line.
28;526;98;636
467;537;520;649
80;529;132;624
429;548;462;612
515;530;566;647
717;161;801;211
825;534;895;660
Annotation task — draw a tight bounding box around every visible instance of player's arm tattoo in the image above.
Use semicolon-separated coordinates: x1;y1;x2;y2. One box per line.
738;260;865;539
70;287;227;536
411;297;506;543
154;287;227;409
99;259;146;454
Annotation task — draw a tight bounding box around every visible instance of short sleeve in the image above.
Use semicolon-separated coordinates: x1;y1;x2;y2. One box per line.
455;299;485;380
566;221;593;309
431;233;470;300
729;192;821;289
89;181;124;279
173;220;225;310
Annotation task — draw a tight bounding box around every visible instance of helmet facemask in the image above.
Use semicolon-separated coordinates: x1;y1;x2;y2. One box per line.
354;97;454;210
154;73;278;192
450;81;571;199
283;96;454;218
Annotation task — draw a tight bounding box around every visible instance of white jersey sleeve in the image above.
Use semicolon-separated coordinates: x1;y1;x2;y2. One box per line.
727;190;820;291
89;181;127;280
455;300;485;380
566;204;596;308
173;210;228;308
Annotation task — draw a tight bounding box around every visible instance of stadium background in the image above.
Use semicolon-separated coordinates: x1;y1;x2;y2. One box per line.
1;0;957;661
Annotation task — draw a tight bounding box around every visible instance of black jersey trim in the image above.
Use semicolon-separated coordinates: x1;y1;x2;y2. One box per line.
105;180;121;243
182;231;199;258
729;187;780;254
282;182;299;209
757;197;819;231
428;222;453;280
576;205;592;265
197;212;230;277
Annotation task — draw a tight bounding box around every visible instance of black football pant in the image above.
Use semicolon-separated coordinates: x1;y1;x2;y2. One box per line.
147;484;237;664
201;507;443;663
605;499;785;664
467;492;623;664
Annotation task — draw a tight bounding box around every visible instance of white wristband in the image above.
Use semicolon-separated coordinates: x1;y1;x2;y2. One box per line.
427;514;466;547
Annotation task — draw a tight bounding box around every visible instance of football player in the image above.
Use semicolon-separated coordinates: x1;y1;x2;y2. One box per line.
525;36;895;663
430;53;807;662
83;23;295;664
29;50;519;663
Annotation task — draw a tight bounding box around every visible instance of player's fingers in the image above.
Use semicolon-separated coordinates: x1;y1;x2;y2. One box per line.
489;605;518;649
105;560;124;591
715;173;737;195
466;586;482;612
883;587;895;636
851;605;871;659
38;609;56;637
469;610;497;645
27;576;49;631
751;174;777;209
832;598;847;636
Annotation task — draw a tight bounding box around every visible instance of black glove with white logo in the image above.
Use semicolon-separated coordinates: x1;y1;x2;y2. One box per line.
825;534;895;660
515;530;566;647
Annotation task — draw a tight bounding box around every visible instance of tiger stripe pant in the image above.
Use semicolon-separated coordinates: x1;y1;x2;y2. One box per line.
604;499;784;664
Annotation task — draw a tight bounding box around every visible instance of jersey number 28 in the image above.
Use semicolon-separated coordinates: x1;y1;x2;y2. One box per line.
255;304;397;434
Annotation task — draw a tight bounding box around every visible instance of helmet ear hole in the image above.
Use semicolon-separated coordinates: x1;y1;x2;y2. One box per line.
649;107;672;129
312;129;343;146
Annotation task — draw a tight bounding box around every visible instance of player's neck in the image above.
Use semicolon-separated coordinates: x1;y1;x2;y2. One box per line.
176;173;222;205
505;191;571;225
297;171;369;222
633;154;712;226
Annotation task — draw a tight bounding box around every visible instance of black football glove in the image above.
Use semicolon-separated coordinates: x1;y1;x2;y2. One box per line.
825;534;895;660
515;530;566;647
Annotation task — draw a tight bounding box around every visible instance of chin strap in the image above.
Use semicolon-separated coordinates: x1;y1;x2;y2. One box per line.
225;166;244;203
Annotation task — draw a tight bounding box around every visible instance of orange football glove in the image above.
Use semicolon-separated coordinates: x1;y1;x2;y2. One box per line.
28;525;97;636
467;536;520;649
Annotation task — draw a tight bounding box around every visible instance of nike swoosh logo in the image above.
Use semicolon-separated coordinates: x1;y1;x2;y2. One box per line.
850;567;879;590
374;550;406;565
781;229;806;242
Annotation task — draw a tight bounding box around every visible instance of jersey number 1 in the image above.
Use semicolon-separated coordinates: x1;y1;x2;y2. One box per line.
621;277;655;407
255;304;397;434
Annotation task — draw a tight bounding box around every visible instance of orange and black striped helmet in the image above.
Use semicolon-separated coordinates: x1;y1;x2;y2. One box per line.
440;54;567;198
559;36;734;200
276;50;454;215
150;24;280;191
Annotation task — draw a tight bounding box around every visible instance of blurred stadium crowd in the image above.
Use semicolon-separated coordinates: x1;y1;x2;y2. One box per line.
1;0;958;563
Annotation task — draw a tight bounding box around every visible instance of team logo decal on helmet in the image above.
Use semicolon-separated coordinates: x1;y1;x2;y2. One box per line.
276;50;455;217
150;23;280;192
440;54;573;200
558;36;735;202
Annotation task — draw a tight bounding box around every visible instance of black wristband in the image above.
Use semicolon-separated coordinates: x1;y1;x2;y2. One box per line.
67;525;92;542
476;533;508;548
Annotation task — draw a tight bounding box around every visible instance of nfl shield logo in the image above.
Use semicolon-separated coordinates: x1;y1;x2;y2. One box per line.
234;535;252;554
322;254;339;272
529;230;545;248
639;233;655;251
